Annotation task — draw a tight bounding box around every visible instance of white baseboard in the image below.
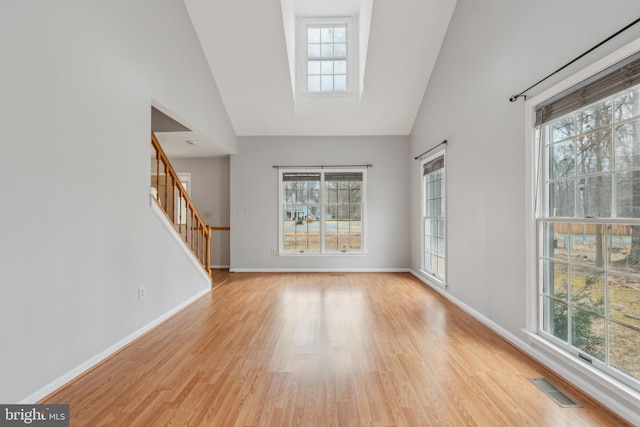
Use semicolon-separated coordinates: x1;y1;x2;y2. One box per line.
211;265;231;269
229;267;410;273
408;269;640;426
19;287;210;404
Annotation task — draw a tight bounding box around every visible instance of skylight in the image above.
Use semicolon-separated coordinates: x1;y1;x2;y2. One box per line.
279;0;373;117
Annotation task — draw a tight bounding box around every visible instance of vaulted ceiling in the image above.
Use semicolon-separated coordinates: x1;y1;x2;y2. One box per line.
183;0;457;137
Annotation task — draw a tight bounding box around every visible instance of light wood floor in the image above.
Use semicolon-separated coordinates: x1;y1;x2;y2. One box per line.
42;273;630;426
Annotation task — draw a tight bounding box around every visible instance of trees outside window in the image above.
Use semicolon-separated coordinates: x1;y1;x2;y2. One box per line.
539;86;640;387
280;170;365;254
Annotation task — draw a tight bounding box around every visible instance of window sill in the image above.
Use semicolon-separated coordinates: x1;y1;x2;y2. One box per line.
418;269;447;289
278;252;368;257
524;330;640;407
300;91;355;97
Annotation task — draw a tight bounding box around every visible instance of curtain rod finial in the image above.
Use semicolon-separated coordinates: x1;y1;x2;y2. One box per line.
509;94;527;102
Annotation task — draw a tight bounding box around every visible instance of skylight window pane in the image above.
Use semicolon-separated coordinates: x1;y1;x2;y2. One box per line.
308;44;320;58
334;27;346;43
321;61;333;75
334;75;346;91
308;27;321;43
321;76;333;91
321;44;333;57
308;60;320;75
334;43;346;57
321;27;333;42
308;76;321;92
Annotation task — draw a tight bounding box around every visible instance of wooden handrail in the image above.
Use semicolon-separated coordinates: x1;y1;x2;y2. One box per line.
209;226;230;231
151;132;211;277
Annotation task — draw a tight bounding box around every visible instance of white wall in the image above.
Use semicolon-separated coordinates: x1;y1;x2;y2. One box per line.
0;0;235;403
230;136;410;270
170;157;231;267
410;0;640;422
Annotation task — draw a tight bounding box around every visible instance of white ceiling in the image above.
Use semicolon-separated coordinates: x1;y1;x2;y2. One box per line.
182;0;457;138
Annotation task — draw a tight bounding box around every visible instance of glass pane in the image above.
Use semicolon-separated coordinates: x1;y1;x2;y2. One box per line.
580;175;612;218
615;171;640;218
608;225;640;274
542;297;568;342
577;130;611;175
609;322;640;380
320;27;333;42
576;101;612;134
334;76;346;91
614;88;640;122
549;140;575;179
608;272;640;329
320;76;333;91
614;120;640;170
321;43;333;57
334;60;347;75
549;180;575;217
334;43;346;57
551;117;574;143
571;308;605;361
542;222;568;261
569;223;605;268
321;60;333;75
334;27;346;42
307;60;320;75
542;260;568;299
307;74;321;91
308;27;321;43
308;43;320;58
437;256;445;278
571;266;604;315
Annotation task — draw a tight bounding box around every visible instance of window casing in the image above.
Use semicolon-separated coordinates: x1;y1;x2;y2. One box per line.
536;77;640;391
422;152;446;283
279;169;366;254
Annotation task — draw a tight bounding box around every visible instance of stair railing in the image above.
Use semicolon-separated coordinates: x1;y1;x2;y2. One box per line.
151;132;211;277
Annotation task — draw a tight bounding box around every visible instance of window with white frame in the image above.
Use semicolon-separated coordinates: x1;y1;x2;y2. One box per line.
279;169;365;254
307;24;348;92
535;53;640;390
422;153;445;282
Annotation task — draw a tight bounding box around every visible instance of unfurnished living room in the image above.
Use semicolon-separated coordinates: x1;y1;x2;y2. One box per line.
2;0;640;426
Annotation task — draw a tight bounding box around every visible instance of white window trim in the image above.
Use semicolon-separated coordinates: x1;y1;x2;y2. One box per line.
524;37;640;414
420;150;447;288
296;17;357;97
277;168;367;256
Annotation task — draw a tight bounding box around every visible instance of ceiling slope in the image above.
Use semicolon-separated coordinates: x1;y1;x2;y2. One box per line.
184;0;456;136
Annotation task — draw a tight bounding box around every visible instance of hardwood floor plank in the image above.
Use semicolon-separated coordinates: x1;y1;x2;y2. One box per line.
40;273;631;426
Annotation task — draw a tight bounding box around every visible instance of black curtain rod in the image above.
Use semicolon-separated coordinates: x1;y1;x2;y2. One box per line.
273;164;373;169
414;140;447;160
509;16;640;103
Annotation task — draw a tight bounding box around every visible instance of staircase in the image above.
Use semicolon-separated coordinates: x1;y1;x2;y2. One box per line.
150;132;211;277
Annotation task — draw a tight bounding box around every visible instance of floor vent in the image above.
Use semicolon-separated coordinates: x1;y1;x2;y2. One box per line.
528;378;582;408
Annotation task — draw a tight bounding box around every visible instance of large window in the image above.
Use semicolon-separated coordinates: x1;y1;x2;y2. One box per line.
279;169;365;254
536;56;640;389
307;25;348;92
422;153;445;282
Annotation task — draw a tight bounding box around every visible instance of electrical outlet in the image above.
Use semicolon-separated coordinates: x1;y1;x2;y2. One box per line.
271;248;277;255
138;287;145;301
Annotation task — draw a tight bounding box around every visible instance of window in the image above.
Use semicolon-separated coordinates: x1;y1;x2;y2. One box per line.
422;153;445;282
307;25;348;92
279;169;365;254
535;53;640;390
